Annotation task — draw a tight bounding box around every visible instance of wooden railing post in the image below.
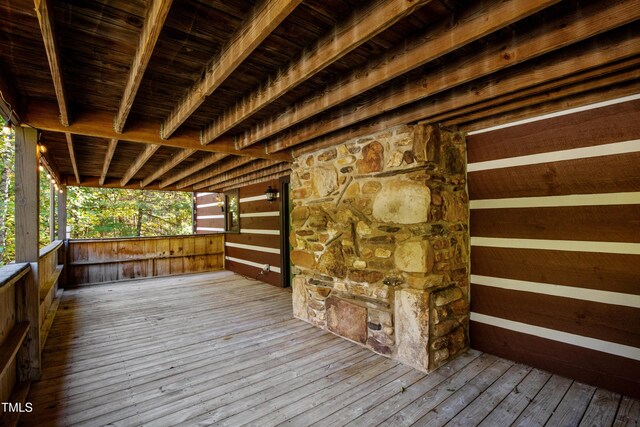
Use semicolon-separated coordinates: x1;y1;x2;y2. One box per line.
14;125;41;381
58;186;67;287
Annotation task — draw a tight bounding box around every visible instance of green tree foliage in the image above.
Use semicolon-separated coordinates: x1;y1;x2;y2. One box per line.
0;116;193;266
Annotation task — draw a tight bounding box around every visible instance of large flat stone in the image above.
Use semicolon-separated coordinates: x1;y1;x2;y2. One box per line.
326;296;367;344
394;240;434;273
395;288;430;371
372;180;431;224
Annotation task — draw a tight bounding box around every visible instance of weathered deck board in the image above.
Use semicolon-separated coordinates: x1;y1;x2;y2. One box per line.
20;271;640;426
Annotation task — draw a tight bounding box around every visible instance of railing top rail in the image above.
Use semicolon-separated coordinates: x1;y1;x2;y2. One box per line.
68;233;223;244
0;263;30;290
39;240;64;258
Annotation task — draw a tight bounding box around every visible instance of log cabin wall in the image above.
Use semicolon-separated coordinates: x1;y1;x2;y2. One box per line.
467;97;640;398
223;180;284;287
194;192;225;233
67;234;224;286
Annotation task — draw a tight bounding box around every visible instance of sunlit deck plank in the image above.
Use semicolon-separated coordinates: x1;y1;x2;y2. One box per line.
20;271;640;427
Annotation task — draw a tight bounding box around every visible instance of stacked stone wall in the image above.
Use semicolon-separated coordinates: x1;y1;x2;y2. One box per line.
290;123;469;371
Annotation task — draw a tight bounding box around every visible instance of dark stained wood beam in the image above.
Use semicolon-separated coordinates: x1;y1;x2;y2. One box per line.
461;80;640;133
194;159;280;190
114;0;173;133
294;30;640;157
99;138;118;186
161;0;302;139
120;144;160;186
444;61;640;128
212;163;291;191
65;132;80;184
0;68;21;123
178;156;255;189
22;101;292;162
140;148;196;187
269;0;640;153
34;0;69;126
202;0;433;145
64;175;195;192
159;152;229;188
237;0;559;150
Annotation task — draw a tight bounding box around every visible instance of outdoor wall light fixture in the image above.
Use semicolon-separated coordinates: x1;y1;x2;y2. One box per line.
265;186;278;202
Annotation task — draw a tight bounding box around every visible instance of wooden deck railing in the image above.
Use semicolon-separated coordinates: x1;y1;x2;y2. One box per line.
67;234;225;286
0;263;32;409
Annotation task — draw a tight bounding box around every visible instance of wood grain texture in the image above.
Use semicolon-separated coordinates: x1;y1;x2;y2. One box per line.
471;284;640;347
178;156;253;189
468;152;640;200
470;247;640;295
67;235;224;286
267;0;639;153
160;153;229;188
34;0;69;126
471;205;640;243
467;100;640;163
470;322;640;399
208;0;433;145
120;143;160;186
114;0;173;133
162;0;302;139
65;133;80;184
141;148;195;187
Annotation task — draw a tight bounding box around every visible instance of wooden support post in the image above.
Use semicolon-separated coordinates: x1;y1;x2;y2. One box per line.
14;125;41;381
58;186;67;287
49;181;55;242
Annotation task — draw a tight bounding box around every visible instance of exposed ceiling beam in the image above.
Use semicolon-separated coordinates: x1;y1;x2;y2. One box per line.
65;132;80;184
202;0;432;146
159;153;229;188
99;138;118;186
179;156;255;189
140;148;196;187
268;0;639;153
195;159;279;190
456;70;640;132
161;0;302;139
114;0;173;133
22;102;292;162
236;0;559;150
120;144;160;186
65;175;194;192
34;0;69;126
294;29;640;157
212;163;291;191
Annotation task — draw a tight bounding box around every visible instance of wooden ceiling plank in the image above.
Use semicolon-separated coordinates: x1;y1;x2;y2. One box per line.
114;0;173;133
211;163;291;191
34;0;69;126
268;0;640;153
65;132;80;184
120;144;160;187
220;170;291;192
199;159;284;190
237;0;560;150
180;157;256;189
203;0;432;146
22;101;292;162
161;0;302;139
140;148;196;187
99;138;118;186
456;69;640;131
159;153;229;188
294;29;640;157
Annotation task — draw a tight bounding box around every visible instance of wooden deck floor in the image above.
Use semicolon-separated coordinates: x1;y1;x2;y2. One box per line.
20;271;639;426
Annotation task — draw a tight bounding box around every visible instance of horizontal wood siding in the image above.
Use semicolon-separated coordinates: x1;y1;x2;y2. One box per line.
467;98;640;398
225;179;283;287
67;234;224;286
194;192;225;233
